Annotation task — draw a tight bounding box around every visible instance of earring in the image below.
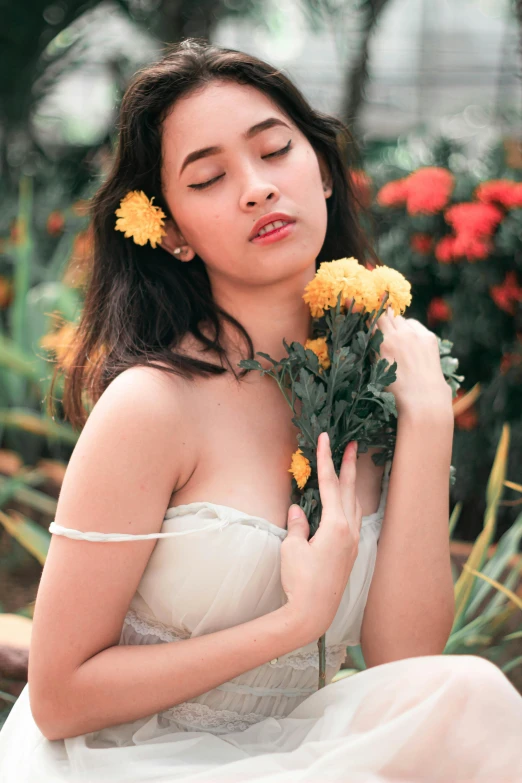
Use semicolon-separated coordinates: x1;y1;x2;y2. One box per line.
172;246;192;262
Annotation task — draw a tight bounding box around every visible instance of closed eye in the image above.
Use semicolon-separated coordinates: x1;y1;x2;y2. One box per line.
188;140;293;190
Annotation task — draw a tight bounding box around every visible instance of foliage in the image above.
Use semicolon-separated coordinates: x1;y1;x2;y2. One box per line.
354;136;522;535
240;289;461;534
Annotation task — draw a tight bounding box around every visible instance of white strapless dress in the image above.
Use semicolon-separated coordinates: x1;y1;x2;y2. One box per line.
1;461;522;783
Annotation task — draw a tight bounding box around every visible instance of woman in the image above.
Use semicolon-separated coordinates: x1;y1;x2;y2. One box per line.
0;38;521;783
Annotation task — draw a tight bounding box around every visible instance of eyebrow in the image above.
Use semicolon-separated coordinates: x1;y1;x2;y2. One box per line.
179;117;291;176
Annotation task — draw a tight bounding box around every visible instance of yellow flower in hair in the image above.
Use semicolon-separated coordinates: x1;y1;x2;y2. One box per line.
288;448;312;490
305;336;331;370
114;190;167;248
370;266;412;316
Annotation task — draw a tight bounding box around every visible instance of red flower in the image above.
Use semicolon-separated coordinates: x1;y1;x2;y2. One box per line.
410;233;433;254
350;170;372;208
476;179;522;209
444;202;503;236
511;183;522;208
435;236;457;264
453;389;478;430
376;179;409;208
405;168;454;215
427;297;452;326
47;211;65;236
490;271;522;315
452;233;491;261
500;352;522;375
377;167;454;215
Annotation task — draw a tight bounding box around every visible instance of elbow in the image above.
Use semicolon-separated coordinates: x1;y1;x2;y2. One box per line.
33;711;79;743
30;686;76;742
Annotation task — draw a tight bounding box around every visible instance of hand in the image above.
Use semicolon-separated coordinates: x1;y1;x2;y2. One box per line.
280;432;362;642
370;307;452;416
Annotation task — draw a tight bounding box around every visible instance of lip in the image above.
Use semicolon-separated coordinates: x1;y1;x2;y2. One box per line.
248;212;296;241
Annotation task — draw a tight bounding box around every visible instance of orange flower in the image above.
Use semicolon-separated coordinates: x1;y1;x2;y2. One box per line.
427;297;452;326
410;233;433;254
490;271;522;315
288;448;312;490
114;190;167;248
47;211;65;236
304;336;331;370
453;389;478;430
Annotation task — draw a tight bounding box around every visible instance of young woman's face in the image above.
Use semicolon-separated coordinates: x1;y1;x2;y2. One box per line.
161;80;332;285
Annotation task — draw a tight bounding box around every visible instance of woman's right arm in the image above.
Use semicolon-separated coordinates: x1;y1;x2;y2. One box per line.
29;367;314;742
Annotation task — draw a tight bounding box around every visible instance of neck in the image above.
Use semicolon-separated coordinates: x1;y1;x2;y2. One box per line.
208;263;316;374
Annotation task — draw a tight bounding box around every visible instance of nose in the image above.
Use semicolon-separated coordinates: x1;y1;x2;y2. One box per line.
239;177;280;211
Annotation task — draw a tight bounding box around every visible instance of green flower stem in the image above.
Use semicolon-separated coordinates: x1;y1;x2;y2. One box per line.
317;633;326;689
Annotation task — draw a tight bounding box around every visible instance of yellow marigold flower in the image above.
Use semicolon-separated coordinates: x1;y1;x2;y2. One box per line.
288;448;311;490
302;274;338;317
371;266;412;316
114;190;167;248
303;257;377;317
304;336;331;370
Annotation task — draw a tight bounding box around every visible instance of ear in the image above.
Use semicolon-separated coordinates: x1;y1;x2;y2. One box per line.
318;155;333;199
159;219;196;261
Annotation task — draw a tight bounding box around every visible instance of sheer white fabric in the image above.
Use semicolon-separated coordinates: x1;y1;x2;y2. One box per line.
1;459;522;782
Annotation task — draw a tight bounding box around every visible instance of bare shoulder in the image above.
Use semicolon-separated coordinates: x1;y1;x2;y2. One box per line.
29;361;199;734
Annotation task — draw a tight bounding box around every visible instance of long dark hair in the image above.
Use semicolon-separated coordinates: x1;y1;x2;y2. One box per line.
48;38;380;430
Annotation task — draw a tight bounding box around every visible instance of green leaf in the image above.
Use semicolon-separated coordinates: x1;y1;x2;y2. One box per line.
237;359;263;371
294;369;327;414
255;352;279;366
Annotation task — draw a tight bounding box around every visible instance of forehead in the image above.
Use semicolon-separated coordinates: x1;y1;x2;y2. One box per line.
161;81;293;166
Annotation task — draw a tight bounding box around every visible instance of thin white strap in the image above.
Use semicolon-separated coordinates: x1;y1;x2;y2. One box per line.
48;518;232;542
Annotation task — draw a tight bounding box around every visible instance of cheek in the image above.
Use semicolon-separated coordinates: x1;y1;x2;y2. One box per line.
182;206;235;259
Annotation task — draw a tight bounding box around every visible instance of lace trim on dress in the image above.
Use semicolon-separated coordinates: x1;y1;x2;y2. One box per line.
161;701;285;734
265;643;348;670
216;681;317;697
122;609;347;671
122;608;191;641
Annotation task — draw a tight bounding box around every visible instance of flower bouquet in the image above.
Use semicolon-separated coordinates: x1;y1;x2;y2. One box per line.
238;257;463;688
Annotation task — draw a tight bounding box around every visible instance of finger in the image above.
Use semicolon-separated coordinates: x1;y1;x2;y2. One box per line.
371;310;389;338
338;441;358;521
286;503;310;541
316;432;344;524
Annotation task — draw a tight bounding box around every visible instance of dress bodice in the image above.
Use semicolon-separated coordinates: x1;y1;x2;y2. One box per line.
48;460;392;736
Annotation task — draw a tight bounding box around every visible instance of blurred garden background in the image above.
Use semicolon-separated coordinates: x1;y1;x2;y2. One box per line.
0;0;521;722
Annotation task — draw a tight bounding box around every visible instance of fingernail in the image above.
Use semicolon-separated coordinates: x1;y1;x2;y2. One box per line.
288;504;302;521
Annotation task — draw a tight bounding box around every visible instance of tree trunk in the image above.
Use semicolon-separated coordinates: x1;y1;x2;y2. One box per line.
339;0;393;140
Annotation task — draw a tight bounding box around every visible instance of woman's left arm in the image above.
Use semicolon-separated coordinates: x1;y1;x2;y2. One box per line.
360;309;456;668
